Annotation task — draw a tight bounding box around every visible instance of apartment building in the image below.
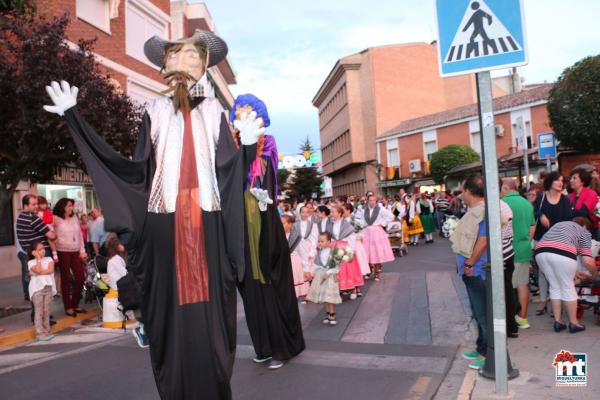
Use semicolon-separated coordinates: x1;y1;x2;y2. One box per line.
312;42;506;197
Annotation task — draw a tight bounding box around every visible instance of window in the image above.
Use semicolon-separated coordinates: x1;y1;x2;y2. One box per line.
469;120;481;154
510;109;532;149
423;129;438;160
126;0;170;67
386;139;399;167
77;0;110;34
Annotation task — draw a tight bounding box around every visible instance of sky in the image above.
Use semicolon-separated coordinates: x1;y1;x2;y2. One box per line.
196;0;600;155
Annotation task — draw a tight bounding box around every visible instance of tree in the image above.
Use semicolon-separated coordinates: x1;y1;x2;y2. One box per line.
429;145;480;184
287;137;323;201
548;55;600;153
0;8;143;221
277;168;291;192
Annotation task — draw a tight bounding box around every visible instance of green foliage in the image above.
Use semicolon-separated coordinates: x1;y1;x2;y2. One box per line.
0;9;143;219
429;145;480;184
277;168;291;190
548;55;600;153
287;137;323;201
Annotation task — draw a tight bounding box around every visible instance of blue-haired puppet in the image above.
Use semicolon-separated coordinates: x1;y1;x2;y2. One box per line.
230;94;305;369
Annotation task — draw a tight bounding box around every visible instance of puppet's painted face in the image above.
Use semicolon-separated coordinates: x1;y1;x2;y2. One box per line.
165;43;206;86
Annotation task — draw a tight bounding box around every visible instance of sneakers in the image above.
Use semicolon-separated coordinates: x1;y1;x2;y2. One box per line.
252;356;272;364
349;293;357;300
468;358;486;370
36;334;56;342
322;313;337;326
132;326;149;348
462;350;481;360
515;315;530;329
267;359;285;370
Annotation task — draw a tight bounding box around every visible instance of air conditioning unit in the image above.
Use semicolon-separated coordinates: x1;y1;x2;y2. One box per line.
495;124;505;137
408;159;422;173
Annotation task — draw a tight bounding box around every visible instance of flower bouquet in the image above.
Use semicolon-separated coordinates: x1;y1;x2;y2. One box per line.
327;245;355;269
350;218;366;233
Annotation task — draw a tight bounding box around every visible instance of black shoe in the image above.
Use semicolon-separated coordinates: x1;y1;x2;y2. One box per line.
568;323;586;333
50;320;57;327
553;321;567;332
535;306;546;316
74;308;87;314
65;310;77;317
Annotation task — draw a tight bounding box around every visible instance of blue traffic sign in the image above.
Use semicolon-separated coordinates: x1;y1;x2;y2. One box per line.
537;132;557;159
435;0;528;76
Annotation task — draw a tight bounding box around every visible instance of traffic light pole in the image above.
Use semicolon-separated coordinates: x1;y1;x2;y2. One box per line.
475;71;519;394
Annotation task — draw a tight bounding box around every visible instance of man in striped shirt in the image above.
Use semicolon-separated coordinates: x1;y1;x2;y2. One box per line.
15;194;56;300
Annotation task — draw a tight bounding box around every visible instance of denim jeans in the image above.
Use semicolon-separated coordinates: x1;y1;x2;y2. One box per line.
435;210;446;232
462;275;487;356
17;251;29;299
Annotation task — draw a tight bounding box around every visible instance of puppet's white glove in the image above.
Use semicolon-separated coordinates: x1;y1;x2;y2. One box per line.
250;187;273;212
43;81;78;116
234;111;266;145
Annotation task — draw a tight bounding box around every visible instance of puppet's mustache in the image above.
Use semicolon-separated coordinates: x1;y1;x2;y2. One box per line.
162;71;196;112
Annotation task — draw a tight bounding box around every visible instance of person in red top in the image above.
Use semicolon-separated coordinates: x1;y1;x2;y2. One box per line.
569;168;599;240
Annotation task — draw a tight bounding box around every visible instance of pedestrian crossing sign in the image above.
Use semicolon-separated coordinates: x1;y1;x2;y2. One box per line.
435;0;528;77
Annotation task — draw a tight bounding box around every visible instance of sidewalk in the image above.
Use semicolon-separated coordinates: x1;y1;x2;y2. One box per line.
469;299;600;399
0;276;99;347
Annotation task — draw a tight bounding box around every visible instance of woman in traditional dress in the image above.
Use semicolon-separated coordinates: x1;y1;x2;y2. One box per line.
360;195;395;281
419;194;436;243
329;205;364;299
281;213;310;300
406;194;424;245
342;203;368;292
392;195;410;244
316;205;332;234
293;205;319;303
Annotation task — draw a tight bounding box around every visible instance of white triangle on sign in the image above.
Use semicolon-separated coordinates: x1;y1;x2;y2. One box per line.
445;0;522;63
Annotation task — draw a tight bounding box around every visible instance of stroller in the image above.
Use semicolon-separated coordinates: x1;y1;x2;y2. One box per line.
83;255;109;311
575;240;600;323
387;219;408;257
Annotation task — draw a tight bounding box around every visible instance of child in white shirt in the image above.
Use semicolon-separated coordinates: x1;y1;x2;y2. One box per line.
28;241;57;341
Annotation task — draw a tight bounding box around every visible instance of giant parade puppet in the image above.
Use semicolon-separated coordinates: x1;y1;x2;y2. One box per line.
43;30;275;399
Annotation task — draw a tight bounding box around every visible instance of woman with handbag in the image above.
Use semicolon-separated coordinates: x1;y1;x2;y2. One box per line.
533;172;573;315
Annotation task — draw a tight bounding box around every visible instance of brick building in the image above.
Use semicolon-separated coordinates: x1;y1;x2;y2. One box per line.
0;0;237;278
375;83;553;193
312;42;509;197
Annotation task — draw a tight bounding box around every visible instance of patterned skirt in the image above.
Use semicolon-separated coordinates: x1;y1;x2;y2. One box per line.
407;215;424;235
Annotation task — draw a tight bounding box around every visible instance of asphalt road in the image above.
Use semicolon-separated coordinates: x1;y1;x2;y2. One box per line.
0;238;472;400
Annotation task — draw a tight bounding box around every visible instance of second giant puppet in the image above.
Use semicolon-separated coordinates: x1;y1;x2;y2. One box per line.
44;31;264;399
231;94;305;368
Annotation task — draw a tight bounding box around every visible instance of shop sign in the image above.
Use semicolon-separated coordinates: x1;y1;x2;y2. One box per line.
52;166;93;185
377;179;411;188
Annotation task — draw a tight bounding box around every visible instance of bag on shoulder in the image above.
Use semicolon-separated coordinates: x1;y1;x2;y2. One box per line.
116;272;141;312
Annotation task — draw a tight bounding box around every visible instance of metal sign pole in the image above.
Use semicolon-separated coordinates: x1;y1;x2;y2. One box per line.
475;71;517;394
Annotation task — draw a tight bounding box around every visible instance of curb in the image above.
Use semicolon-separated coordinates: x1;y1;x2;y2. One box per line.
0;309;99;348
457;368;477;400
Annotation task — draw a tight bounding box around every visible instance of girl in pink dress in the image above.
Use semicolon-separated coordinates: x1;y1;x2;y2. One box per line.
328;205;364;299
281;214;310;299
